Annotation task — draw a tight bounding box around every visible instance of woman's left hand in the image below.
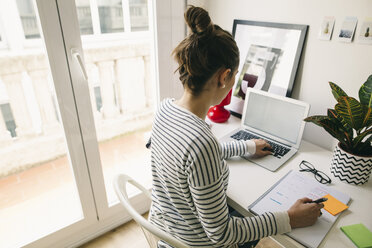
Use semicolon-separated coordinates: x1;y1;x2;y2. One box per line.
252;139;272;157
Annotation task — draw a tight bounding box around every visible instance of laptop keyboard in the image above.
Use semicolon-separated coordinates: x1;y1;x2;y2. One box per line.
230;130;290;158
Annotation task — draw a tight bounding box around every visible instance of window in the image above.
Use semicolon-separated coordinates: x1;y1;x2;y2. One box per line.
129;0;149;31
16;0;41;39
2;0;150;50
0;103;17;137
75;0;149;36
98;0;124;33
76;0;94;35
0;0;179;247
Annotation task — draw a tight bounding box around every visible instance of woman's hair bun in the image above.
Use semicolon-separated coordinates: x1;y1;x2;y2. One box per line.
184;6;214;35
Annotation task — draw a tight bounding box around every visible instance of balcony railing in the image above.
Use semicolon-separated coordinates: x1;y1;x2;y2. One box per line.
0;39;155;178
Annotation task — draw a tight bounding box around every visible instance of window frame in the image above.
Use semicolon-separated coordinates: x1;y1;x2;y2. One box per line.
0;0;185;246
74;0;151;39
1;0;152;51
21;0;44;48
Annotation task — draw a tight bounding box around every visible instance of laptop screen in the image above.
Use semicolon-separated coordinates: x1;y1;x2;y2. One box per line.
243;91;307;145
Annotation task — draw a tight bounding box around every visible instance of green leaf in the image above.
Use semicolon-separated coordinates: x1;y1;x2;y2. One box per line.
361;105;372;128
335;96;364;130
304;115;329;127
359;74;372;108
353;141;372;156
353;128;372;149
329;81;348;102
327;109;353;144
327;109;353;131
365;131;372;144
319;118;350;149
305;114;352;149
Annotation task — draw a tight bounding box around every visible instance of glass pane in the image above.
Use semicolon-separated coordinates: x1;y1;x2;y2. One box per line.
97;0;124;33
76;0;94;35
16;0;41;39
129;0;149;31
0;4;83;248
77;0;155;205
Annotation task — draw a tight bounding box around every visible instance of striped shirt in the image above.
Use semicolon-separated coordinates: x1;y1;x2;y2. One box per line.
149;98;291;248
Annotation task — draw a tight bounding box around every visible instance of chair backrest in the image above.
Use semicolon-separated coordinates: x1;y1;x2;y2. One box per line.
113;174;190;248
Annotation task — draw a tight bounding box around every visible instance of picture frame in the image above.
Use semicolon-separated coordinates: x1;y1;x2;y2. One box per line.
357;18;372;45
227;20;308;117
318;16;335;41
337;16;358;43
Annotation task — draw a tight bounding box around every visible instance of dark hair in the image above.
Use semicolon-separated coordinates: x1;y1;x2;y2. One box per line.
172;6;239;96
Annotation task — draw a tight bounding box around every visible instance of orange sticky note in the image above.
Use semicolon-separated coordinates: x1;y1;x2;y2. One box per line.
323;194;349;216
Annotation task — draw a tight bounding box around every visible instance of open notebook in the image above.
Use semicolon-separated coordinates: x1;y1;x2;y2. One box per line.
249;170;351;248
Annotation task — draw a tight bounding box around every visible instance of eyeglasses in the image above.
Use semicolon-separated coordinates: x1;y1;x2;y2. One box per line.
299;160;331;184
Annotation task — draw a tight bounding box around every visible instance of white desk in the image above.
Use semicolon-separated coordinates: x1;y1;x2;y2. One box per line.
210;116;372;248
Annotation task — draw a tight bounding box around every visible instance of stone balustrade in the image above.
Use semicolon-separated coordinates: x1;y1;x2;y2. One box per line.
0;39;155;178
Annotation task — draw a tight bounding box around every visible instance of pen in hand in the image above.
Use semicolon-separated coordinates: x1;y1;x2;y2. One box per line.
310;197;328;204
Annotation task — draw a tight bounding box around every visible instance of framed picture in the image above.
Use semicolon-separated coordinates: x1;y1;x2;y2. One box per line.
338;16;358;43
318;16;335;41
227;20;308;117
357;18;372;45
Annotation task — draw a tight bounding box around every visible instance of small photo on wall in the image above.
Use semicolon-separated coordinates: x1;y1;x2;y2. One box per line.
338;16;358;42
357;18;372;45
319;16;335;41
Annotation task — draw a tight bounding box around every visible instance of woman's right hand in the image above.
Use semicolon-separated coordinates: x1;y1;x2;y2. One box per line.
287;197;324;228
252;139;272;157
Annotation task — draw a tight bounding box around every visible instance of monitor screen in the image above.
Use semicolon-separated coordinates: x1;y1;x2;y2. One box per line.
243;91;306;144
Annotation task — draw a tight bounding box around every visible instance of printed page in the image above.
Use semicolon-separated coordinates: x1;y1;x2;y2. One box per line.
249;170;350;248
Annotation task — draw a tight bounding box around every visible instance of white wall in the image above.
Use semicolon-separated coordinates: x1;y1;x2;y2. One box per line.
190;0;372;151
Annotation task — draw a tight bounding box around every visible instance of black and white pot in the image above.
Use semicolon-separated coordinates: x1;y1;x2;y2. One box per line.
330;143;372;185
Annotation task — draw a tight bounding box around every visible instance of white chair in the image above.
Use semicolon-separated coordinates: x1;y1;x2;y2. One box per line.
113;174;190;248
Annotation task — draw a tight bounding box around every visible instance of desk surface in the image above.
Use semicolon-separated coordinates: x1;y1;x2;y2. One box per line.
210;116;372;248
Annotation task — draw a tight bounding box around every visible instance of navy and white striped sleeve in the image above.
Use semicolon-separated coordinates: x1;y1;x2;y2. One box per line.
220;140;256;159
187;139;291;246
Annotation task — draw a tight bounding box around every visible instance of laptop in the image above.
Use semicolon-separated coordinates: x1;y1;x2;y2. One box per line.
220;88;310;171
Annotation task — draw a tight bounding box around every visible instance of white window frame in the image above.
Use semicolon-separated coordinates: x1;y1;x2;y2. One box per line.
2;0;186;247
122;0;131;32
22;0;99;247
24;0;166;247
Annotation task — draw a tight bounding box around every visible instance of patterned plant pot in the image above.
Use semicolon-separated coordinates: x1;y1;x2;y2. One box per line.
330;143;372;185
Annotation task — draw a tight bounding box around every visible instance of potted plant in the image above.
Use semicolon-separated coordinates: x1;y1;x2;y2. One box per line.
304;75;372;185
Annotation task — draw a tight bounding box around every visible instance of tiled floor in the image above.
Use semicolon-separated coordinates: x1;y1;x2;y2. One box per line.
0;155;72;209
0;128;152;248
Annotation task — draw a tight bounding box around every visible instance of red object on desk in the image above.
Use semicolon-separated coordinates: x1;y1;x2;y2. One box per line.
207;89;232;123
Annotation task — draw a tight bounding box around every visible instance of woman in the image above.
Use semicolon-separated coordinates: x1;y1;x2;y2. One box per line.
149;6;323;248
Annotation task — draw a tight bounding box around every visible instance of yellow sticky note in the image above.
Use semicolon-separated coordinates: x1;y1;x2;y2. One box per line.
323;194;348;216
